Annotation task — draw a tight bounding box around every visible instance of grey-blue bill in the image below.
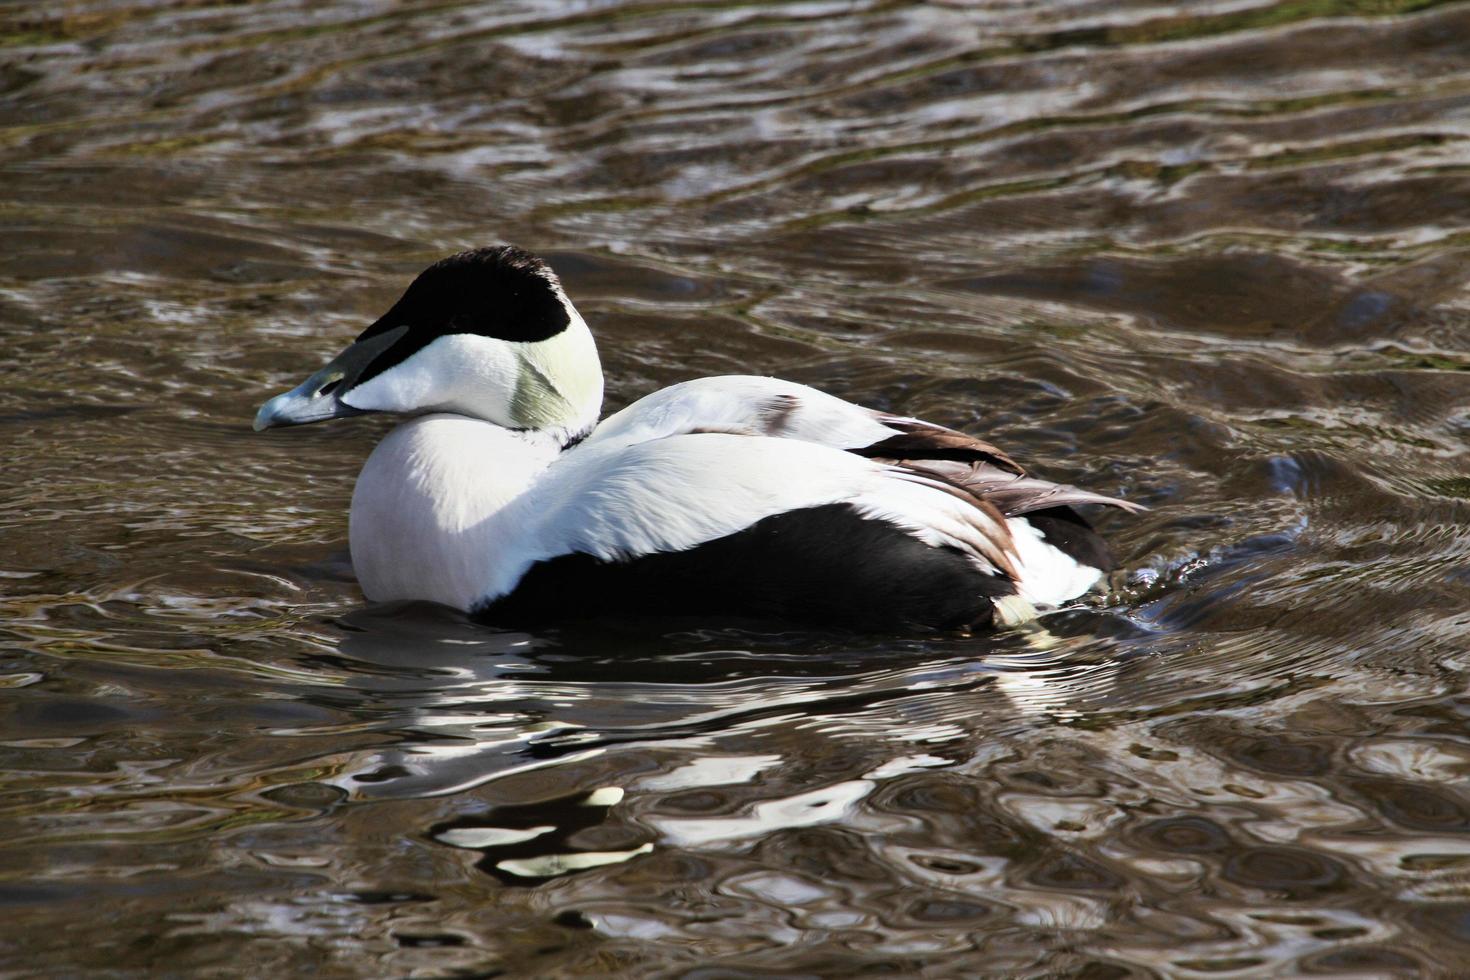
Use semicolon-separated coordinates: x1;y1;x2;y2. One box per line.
253;325;408;430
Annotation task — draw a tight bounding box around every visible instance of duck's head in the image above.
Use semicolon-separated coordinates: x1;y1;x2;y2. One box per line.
253;246;603;444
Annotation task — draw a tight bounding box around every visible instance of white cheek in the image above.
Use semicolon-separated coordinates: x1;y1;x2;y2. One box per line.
344;334;520;421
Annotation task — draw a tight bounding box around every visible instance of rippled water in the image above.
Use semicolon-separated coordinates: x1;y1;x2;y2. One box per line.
4;0;1470;974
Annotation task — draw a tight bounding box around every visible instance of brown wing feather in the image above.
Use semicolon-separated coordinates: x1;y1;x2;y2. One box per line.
886;458;1148;519
856;417;1025;475
855;415;1144;518
886;466;1021;580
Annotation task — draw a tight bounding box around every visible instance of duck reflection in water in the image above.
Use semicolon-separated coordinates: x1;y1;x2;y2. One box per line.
300;602;1146;883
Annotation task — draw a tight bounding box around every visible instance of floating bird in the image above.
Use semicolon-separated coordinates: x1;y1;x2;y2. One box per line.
255;246;1142;631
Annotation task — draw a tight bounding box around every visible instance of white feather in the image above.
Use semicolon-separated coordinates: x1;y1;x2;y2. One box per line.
514;434;930;565
585;376;898;452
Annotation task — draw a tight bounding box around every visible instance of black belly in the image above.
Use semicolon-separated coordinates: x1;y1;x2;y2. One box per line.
474;503;1025;632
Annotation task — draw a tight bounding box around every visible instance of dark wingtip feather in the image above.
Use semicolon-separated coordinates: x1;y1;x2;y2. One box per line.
859;417;1025;475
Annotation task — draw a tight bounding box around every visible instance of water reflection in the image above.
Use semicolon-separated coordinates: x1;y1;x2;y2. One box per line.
323;604;1016;799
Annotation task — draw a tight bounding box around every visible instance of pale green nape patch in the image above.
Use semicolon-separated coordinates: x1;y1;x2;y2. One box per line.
509;315;604;436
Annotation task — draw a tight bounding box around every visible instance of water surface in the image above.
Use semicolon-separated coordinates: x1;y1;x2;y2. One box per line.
3;0;1470;975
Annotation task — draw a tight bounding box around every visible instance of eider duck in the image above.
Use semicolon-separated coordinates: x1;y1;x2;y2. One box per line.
254;246;1143;631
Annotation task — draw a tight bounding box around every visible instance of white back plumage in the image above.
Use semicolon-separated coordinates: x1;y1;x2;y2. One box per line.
585;376;898;452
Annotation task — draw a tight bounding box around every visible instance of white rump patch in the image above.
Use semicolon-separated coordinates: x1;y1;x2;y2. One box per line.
1006;517;1103;607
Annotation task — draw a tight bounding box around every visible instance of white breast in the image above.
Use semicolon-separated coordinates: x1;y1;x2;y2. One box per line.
348;415;559;610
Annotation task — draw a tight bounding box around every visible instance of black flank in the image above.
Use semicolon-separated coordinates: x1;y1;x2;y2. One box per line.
351;245;571;387
476;503;1016;631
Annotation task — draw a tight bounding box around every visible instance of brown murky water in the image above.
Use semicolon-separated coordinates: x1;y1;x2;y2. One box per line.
4;1;1470;975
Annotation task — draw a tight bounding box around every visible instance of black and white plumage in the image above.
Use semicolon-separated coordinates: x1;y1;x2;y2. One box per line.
255;246;1144;631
